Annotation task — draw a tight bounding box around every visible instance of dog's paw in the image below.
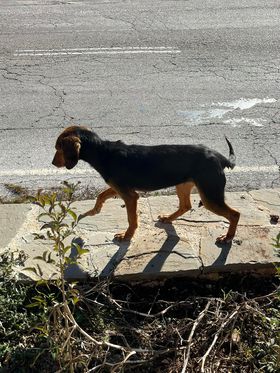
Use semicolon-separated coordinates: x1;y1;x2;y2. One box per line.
158;215;172;224
114;232;132;242
215;234;233;244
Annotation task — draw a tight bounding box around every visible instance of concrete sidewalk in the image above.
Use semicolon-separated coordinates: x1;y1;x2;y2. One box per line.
1;189;279;281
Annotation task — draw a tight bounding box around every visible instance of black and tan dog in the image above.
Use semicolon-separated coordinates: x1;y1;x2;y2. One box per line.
52;126;240;243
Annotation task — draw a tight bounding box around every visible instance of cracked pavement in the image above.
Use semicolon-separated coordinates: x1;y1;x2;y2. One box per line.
0;0;279;199
1;189;279;280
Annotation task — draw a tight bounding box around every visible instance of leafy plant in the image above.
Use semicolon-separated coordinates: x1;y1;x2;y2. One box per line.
0;250;45;371
25;181;89;372
254;232;280;372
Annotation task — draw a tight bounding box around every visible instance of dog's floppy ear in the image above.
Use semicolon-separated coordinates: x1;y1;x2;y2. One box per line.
60;136;81;169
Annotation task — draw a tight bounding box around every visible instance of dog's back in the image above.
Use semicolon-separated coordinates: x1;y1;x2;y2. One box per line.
93;141;233;191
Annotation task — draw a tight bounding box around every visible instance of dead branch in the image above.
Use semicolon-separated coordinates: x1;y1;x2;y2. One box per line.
181;300;211;373
200;306;241;372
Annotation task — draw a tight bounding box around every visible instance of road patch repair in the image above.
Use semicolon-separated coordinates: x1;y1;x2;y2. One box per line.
0;188;279;282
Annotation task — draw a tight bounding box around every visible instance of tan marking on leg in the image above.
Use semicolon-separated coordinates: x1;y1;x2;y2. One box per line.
198;189;240;243
78;187;117;220
158;182;194;223
114;190;139;241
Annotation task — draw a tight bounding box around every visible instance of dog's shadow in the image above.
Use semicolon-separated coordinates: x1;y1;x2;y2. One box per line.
64;236;131;279
64;237;89;280
175;217;234;267
142;222;233;272
64;229;233;279
142;222;180;273
213;240;232;266
99;238;131;277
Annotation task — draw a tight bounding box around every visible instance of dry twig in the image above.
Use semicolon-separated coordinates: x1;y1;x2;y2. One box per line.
181;300;211;373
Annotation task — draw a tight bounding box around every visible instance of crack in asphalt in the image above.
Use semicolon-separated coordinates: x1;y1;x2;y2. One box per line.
0;61;74;128
97;8;138;32
0;66;24;83
262;144;280;188
25;72;74;126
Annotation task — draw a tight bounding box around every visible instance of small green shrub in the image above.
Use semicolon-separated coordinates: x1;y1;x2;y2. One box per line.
25;181;88;372
0;250;48;371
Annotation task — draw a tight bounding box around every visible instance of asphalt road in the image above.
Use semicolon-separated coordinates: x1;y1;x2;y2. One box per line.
0;0;279;200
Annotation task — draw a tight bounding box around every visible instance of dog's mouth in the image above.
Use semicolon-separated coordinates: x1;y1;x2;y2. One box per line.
52;158;77;169
65;158;78;170
65;164;75;170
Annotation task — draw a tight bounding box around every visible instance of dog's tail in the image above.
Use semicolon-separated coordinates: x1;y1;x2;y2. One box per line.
224;136;236;169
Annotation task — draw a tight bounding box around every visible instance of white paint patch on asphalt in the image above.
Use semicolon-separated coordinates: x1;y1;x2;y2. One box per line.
0;165;278;178
178;97;277;127
14;47;181;57
214;98;276;110
224;117;265;127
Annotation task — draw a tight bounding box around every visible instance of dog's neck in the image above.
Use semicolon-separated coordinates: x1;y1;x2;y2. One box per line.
78;129;108;172
78;129;100;156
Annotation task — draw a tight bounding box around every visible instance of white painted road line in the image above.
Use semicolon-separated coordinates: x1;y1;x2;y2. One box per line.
0;165;278;178
14;46;181;57
16;47;176;52
0;168;95;177
229;165;279;173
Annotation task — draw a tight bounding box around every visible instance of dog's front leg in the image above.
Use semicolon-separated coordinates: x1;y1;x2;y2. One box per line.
78;187;117;221
114;190;139;241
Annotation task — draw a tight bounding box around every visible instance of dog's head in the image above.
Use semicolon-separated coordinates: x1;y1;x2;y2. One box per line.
52;126;83;170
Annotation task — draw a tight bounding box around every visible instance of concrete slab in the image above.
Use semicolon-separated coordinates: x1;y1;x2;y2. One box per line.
145;194;222;224
1;188;279;282
200;226;279;273
114;229;202;280
249;189;280;216
225;191;272;226
0;204;33;250
74;198;130;233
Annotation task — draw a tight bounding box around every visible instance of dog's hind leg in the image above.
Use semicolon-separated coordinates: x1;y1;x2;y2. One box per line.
158;182;194;223
200;197;239;243
78;187;117;220
196;176;240;243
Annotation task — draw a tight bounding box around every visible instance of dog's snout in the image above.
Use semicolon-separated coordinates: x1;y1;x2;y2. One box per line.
52;151;65;168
